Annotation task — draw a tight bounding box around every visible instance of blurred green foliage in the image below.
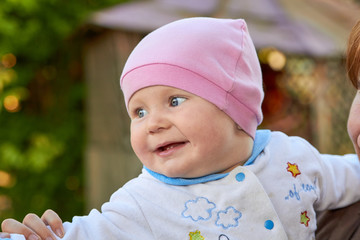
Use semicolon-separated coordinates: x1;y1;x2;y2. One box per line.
0;0;128;222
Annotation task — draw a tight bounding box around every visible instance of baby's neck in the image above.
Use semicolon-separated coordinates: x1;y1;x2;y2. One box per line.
220;138;254;174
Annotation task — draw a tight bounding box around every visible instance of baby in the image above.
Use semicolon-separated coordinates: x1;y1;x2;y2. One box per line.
2;17;360;240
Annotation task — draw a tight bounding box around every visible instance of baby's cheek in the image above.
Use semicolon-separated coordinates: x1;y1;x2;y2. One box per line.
130;132;143;155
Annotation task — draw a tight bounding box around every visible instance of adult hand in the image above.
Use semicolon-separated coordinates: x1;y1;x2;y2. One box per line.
1;210;64;240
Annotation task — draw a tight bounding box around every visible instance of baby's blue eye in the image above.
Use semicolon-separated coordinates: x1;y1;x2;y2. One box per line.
136;108;148;118
170;97;186;107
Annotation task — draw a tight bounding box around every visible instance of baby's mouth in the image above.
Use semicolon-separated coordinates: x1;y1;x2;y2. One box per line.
156;142;186;152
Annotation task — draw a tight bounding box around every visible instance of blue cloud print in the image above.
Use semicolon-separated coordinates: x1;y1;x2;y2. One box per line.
182;197;216;221
215;206;242;229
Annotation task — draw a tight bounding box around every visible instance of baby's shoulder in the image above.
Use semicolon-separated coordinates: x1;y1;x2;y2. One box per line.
267;131;317;154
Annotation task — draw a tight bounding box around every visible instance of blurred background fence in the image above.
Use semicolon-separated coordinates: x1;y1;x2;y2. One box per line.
0;0;359;221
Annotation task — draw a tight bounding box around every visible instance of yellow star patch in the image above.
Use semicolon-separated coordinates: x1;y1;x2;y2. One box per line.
287;162;301;178
189;230;204;240
300;211;310;227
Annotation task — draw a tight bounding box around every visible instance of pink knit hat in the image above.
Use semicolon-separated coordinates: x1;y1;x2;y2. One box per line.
120;17;263;139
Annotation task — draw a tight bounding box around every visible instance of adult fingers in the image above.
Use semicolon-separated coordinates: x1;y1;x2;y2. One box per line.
1;218;39;240
41;210;64;238
22;213;57;240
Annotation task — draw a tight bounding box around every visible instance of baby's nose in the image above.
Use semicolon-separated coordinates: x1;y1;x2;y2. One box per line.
147;113;171;134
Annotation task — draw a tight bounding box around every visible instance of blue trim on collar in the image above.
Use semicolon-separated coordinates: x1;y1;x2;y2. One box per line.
144;167;228;186
144;129;271;186
244;129;271;166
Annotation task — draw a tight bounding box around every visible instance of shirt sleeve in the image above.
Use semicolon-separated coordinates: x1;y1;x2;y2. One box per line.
58;187;153;240
315;150;360;211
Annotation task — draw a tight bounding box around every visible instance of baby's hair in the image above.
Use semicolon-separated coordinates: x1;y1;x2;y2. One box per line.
347;20;360;88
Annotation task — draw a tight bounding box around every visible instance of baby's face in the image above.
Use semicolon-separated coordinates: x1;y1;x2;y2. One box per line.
348;90;360;160
128;85;253;178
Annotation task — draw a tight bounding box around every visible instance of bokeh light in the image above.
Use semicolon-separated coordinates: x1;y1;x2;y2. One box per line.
3;95;20;112
0;170;15;188
268;50;286;71
0;69;17;87
258;47;287;71
1;53;17;69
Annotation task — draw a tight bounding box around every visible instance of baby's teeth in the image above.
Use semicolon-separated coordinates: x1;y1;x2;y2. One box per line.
165;145;174;151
